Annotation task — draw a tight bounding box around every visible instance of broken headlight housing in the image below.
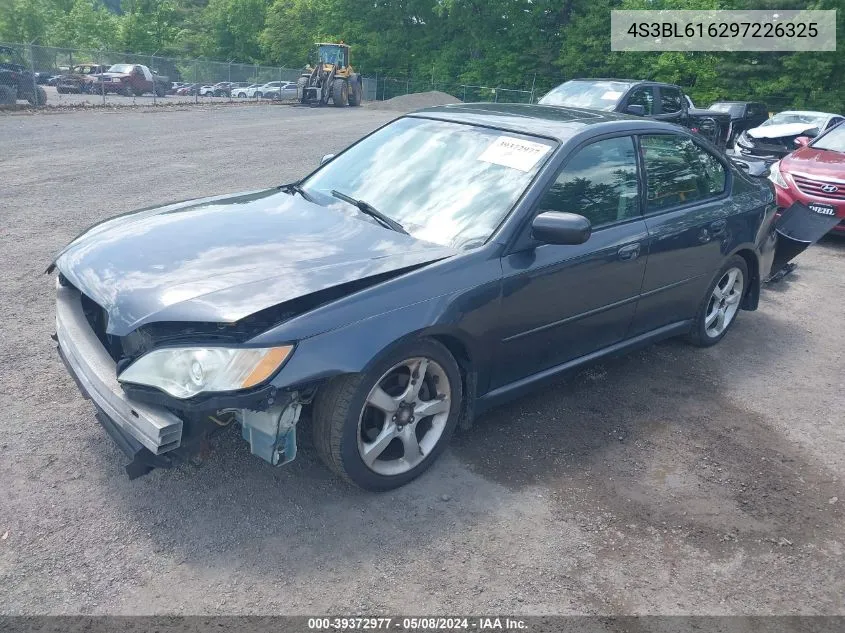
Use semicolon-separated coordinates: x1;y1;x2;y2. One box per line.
118;345;293;399
768;161;788;188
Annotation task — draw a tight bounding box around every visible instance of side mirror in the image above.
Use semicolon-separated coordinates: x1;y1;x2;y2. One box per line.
531;211;591;245
320;153;335;165
626;104;645;116
794;136;812;147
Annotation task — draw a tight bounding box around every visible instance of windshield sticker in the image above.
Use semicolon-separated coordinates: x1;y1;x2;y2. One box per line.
601;90;623;100
478;136;551;172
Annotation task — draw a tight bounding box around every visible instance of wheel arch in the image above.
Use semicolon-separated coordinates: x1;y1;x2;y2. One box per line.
729;245;760;310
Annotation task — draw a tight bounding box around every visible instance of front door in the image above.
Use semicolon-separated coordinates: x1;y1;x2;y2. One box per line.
493;135;648;390
630;133;731;335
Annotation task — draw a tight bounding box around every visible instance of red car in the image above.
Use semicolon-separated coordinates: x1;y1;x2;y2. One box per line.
770;123;845;235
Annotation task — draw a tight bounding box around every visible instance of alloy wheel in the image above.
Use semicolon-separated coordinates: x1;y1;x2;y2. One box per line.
705;267;744;338
357;357;452;476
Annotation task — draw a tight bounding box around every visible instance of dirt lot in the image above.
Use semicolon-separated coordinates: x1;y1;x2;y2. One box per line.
0;104;843;616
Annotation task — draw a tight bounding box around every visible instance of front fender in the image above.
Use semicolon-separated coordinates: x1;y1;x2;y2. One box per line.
263;276;501;394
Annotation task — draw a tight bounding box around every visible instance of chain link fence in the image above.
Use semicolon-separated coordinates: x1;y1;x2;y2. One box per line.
2;42;538;109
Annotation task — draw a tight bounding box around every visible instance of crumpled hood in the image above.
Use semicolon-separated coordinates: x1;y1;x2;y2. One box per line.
54;189;456;336
747;123;818;139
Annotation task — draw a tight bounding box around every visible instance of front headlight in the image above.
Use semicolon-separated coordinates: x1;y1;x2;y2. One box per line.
118;345;293;399
768;161;788;188
737;131;751;147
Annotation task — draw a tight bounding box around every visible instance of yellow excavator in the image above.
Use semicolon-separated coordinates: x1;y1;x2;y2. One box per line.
296;42;363;107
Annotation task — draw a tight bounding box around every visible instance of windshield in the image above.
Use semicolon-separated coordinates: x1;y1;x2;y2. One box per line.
812;123;845;153
301;117;555;249
762;112;828;127
710;103;744;116
538;80;631;110
108;64;134;74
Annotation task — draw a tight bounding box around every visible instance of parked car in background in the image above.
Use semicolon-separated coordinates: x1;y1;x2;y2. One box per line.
736;111;844;159
175;83;200;96
539;79;731;149
34;71;52;84
90;64;169;97
224;82;251;96
56;64;108;94
769;121;845;236
233;83;261;98
50;104;825;489
0;45;47;105
709;101;769;147
199;82;237;97
254;81;297;99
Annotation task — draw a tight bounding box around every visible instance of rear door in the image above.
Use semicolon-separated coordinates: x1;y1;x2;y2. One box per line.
630;133;731;335
493;135;648;389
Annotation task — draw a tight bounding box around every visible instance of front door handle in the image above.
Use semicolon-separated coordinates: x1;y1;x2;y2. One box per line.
617;243;641;261
710;219;727;235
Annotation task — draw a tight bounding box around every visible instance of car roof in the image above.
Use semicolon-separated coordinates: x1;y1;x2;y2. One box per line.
410;103;685;143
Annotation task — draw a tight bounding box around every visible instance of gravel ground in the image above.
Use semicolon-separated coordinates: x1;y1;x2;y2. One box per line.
0;104;843;616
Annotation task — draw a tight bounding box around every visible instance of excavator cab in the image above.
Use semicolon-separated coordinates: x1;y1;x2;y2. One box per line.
297;42;362;107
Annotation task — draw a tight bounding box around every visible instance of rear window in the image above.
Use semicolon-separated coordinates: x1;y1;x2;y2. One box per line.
710;103;744;116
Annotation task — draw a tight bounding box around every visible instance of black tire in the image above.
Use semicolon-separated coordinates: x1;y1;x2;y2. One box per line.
155;84;166;98
687;255;749;347
331;78;347;107
0;85;15;105
312;338;463;491
348;76;362;106
254;91;263;99
56;85;66;94
121;84;133;97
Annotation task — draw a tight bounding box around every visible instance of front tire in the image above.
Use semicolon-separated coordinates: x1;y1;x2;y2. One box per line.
687;255;748;347
331;79;348;107
312;338;462;490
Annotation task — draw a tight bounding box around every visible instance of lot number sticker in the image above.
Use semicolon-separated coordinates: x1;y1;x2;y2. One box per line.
479;136;551;172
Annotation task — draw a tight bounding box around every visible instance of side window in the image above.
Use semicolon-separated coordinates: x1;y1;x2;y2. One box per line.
660;87;683;114
627;87;654;115
826;117;843;130
641;134;727;212
539;136;640;228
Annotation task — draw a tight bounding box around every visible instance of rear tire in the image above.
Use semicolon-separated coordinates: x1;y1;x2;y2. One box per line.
331;79;347;107
348;76;362;106
687;255;748;347
312;338;462;491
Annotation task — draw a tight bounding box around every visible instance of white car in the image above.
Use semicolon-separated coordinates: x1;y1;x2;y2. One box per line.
233;83;262;98
253;81;298;100
736;110;845;157
198;85;216;96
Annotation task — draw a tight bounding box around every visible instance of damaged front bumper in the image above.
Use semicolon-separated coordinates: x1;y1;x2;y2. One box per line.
55;284;305;478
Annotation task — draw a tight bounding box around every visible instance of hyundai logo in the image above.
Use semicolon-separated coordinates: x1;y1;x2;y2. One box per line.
821;184;839;193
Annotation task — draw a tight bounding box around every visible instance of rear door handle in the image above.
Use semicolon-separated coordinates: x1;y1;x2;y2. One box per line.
710;219;727;235
617;243;641;261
